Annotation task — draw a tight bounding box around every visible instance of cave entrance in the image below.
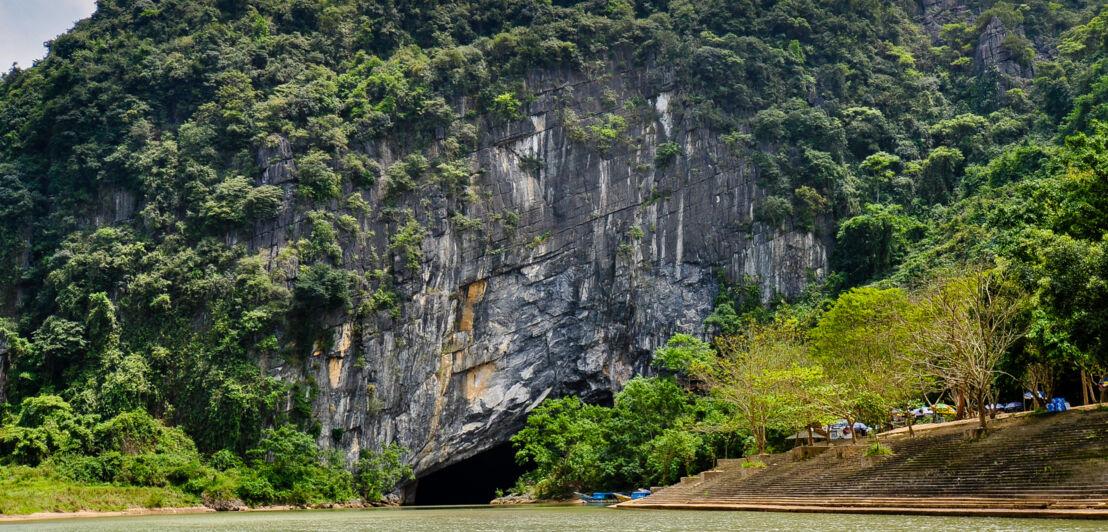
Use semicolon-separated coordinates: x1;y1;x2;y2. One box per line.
412;442;524;505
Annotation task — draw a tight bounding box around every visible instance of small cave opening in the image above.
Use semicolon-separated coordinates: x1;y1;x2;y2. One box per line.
412;442;525;505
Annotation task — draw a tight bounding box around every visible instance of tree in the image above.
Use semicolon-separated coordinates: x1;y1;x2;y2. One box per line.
354;443;414;502
1020;361;1056;409
835;203;922;284
811;287;932;439
858;152;901;203
652;334;714;377
511;396;610;498
692;316;818;455
916;146;965;205
900;270;1028;431
644;429;702;484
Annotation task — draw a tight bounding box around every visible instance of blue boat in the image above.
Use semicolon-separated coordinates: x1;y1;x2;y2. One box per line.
575;492;618;505
578;490;652;504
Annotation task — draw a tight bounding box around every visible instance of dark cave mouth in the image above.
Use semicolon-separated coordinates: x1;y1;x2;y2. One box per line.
412;442;525;505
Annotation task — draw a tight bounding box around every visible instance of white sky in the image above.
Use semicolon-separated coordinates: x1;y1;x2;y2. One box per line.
0;0;97;69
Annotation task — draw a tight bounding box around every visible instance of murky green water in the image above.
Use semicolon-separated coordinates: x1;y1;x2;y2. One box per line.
2;505;1103;531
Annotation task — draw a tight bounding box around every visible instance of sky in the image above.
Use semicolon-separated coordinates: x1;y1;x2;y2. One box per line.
1;0;97;70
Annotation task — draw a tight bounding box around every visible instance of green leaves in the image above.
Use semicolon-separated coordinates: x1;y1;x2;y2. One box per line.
652;334;713;375
354;443;414;502
511;377;707;498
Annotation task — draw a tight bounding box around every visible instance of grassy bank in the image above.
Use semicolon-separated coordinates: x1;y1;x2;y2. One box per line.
0;465;198;515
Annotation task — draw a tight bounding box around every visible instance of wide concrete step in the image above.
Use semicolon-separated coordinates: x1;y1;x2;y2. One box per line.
634;409;1108;513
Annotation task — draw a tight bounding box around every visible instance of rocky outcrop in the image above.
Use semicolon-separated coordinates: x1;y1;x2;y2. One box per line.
248;64;830;490
974;16;1034;79
918;0;971;38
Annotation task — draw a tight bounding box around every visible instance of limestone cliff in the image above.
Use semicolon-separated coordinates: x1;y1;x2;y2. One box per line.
244;64;829;485
974;16;1035;80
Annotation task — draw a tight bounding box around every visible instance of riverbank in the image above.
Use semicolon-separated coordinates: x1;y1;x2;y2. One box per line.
0;506;214;523
0;501;397;523
619;407;1108;519
616;502;1108;520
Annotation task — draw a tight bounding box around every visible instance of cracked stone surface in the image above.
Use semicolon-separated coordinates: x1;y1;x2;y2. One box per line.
242;64;831;490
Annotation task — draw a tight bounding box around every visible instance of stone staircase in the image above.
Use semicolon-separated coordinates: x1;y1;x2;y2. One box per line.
626;408;1108;514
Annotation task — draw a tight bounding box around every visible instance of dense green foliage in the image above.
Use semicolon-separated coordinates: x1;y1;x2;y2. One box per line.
0;395;411;507
512;1;1108;496
510;377;738;498
3;0;1108;508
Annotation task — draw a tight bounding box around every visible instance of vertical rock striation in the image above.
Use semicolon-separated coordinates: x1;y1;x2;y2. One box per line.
252;64;830;484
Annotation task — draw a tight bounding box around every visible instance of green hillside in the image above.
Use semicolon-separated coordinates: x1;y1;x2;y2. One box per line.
1;0;1108;509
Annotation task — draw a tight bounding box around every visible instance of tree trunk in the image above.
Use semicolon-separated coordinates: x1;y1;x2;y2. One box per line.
1082;369;1090;406
906;412;915;437
847;416;857;445
956;387;967;420
976;393;988;431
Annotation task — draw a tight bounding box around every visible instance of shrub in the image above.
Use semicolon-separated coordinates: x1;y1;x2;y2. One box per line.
864;443;893;457
296;149;342;200
210;449;243;471
293;263;352;312
95;410;162;455
354;443;413;502
491;92;521;121
0;395;95;466
753;196;793;228
655;142;681;168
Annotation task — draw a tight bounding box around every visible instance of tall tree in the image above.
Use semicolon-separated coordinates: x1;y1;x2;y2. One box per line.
901;270;1028;431
811;287;933;439
692;316;819;455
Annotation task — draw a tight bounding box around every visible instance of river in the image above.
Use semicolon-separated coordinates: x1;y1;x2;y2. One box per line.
1;505;1102;531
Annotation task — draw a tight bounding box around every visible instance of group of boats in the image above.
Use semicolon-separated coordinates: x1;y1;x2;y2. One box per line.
574;490;651;505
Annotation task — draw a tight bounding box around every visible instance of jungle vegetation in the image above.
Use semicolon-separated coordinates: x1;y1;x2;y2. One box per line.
1;0;1107;507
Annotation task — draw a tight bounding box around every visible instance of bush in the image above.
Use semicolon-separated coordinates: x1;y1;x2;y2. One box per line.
95;410;162;455
48;453;119;483
864;443;893;457
210;449;243;471
294;263;352;313
753;196;793;228
354;443;413;502
491;92;521;121
296;149;342;200
237;472;277;506
655;142;681;168
242;425;356;505
0;396;95;466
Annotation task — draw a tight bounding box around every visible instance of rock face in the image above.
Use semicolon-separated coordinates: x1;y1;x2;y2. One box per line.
974;16;1034;79
248;64;830;490
917;0;971;38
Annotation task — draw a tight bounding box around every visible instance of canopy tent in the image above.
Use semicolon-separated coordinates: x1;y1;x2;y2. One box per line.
785;430;827;440
932;403;956;415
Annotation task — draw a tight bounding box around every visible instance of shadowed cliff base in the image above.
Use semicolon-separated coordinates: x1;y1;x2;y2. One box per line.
412;442;525;505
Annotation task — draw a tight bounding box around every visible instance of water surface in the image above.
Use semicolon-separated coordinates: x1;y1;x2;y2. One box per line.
2;504;1102;531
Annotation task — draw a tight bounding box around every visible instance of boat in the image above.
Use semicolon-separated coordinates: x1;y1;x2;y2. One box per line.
579;490;651;504
574;492;619;505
